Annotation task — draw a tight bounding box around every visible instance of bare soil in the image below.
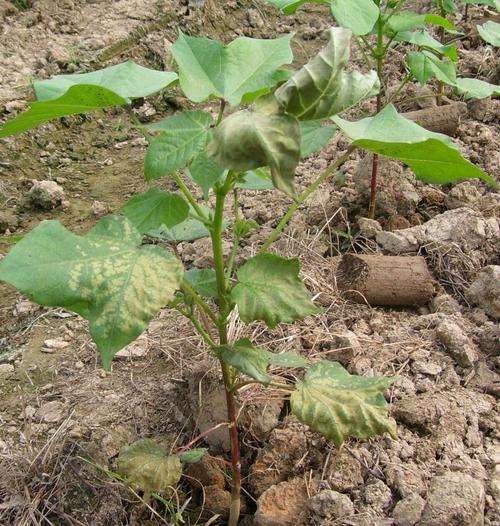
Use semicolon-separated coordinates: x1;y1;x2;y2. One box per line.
0;1;499;525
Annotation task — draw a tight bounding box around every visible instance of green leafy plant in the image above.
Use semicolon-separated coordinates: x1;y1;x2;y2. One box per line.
0;29;494;525
265;0;499;217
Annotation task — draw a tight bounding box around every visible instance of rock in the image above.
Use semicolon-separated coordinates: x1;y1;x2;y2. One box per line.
43;338;70;350
242;393;284;441
185;455;226;489
358;217;382;238
430;294;461;315
384;461;426;497
0;210;19;234
308;489;354;519
392;492;425;526
364;480;392;512
254;477;313;526
327;448;364;492
28;180;66;210
376;208;499;254
477;323;500;356
202;485;232;518
466;266;500;320
419;472;485;526
249;421;308;496
330;329;360;365
115;337;149;359
420;186;446;206
14;300;37;317
247;8;264;28
91;200;108;217
47;44;71;65
0;363;15;375
411;360;442;376
436;319;478;367
36;401;65;423
445;182;481;210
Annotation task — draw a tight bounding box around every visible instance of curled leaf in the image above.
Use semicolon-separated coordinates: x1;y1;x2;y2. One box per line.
275;27;379;121
208;110;300;197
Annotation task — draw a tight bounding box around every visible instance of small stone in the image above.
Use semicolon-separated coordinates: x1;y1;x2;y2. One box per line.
28;180;66;210
330;330;360;365
430;294;461;315
445;182;481;210
247;8;264;28
115;338;149;359
202;485;232;518
185;455;226;489
436;319;478;367
91;200;108;217
466;266;500;320
47;44;71;65
364;480;392;512
19;406;37;419
255;477;313;526
36;401;65;423
419;472;485;526
308;489;355;519
358;217;382;238
392;493;425;526
0;210;19;234
0;363;15;375
411;360;442;376
74;361;84;370
43;338;70;350
328;449;364;492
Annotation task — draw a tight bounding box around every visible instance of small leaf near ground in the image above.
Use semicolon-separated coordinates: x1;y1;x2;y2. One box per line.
179;448;207;464
300;120;337;158
0;85;127;138
291;360;397;447
407;51;457;86
333;104;496;186
116;439;182;494
171;32;293;105
275;27;380;121
263;0;329;15
455;77;500;100
184;268;218;298
396;29;458;60
330;0;379;36
208;110;300;197
230;253;320;328
216;338;309;385
144;111;213;180
34;61;178;101
0;216;184;368
477;21;500;47
122;188;189;234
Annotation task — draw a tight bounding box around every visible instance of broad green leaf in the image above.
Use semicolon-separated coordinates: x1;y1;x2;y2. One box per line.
171;32;294;106
116;439;182;494
424;14;458;31
208;110;300;197
291;360;397;446
333;104;496;185
0;85;127;138
34;61;178;101
407;51;457;85
263;0;328;15
230;253;319;328
454;77;500;100
216;337;309;385
186;152;226;199
144;111;213;180
234;218;260;238
184;268;218;298
179;448;207;464
477;21;500;47
396;30;458;60
235;168;274;190
122;188;189;234
442;0;456;11
0;216;184;368
387;11;425;33
330;0;379;36
275;28;380;121
300;120;337;157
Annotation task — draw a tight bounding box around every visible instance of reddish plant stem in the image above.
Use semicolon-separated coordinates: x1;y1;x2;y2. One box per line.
176;422;229;456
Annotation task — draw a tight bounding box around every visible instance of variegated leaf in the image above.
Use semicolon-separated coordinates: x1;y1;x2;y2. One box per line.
275;27;379;121
291;360;397;446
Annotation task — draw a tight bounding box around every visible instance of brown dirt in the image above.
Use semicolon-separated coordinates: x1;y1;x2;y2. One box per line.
0;1;499;525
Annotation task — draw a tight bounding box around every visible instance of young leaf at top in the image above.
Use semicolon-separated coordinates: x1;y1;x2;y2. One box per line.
179;448;207;464
171;32;294;106
184;268;218;298
186;152;226;199
396;30;458;60
216;338;309;385
300;120;337;158
122;188;189;234
291;360;397;447
386;12;457;34
275;28;380;121
454;78;500;100
208;110;301;197
0;85;127;138
34;61;178;101
330;0;379;36
407;51;457;86
116;439;182;494
477;21;500;47
0;216;184;368
263;0;328;15
144;111;213;180
333;104;496;185
230;253;320;328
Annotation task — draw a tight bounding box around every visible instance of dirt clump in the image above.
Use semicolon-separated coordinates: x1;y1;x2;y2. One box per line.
27;180;67;210
466;265;500;319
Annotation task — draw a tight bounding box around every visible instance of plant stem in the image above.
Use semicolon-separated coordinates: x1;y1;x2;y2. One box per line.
216;99;227;126
171;172;208;222
176;422;229;455
386;72;414;104
211;183;241;526
225;189;240;285
259;146;356;253
181;280;218;325
368;17;386;220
